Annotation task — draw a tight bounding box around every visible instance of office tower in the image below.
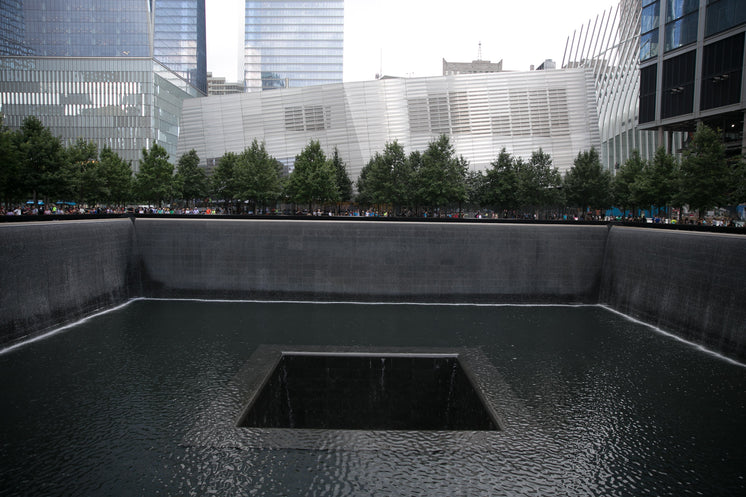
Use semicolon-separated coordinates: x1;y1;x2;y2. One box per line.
244;0;344;91
639;0;746;156
0;0;207;170
155;0;207;94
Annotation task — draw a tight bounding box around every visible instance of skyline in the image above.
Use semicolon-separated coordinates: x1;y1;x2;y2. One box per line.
206;0;613;84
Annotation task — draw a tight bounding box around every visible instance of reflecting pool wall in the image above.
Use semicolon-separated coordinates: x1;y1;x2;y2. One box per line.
0;301;743;496
1;218;745;361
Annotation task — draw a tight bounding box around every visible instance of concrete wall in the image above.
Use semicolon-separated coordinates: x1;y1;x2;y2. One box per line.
599;227;746;361
0;219;135;346
1;218;744;362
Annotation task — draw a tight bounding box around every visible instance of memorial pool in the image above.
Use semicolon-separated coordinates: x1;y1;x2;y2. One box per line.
1;300;744;496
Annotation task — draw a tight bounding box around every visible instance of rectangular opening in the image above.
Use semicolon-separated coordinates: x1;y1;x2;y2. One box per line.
237;353;499;431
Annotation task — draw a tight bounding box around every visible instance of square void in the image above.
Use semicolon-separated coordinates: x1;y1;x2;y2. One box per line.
237;353;500;431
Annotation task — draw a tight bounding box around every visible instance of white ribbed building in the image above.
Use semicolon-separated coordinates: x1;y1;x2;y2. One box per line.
177;69;601;181
562;0;681;170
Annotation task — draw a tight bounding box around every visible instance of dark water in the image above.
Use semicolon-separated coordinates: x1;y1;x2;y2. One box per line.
1;300;744;496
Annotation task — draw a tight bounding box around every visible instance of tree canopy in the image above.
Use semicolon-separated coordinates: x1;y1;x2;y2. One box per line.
2;116;743;221
234;140;285;212
679;124;730;216
564;148;612;212
285;140;338;209
175;149;208;206
135;144;174;205
417;135;468;212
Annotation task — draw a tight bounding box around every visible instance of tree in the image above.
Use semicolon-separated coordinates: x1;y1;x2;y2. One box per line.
407;150;423;211
484;147;518;210
729;156;746;207
330;147;353;205
357;148;392;207
613;150;646;217
98;147;132;206
135;143;174;206
482;148;519;215
234;139;284;213
0;114;23;205
416;135;468;214
679;124;730;217
465;169;485;211
564;148;612;215
211;152;239;209
356;141;415;213
63;138;100;205
638;146;678;218
517;149;563;217
174;149;208;206
285;140;338;210
16;116;64;203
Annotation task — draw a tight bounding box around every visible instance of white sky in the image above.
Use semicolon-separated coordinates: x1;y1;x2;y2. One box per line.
206;0;613;83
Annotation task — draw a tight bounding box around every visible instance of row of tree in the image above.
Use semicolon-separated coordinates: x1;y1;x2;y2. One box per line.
2;115;744;218
357;125;745;218
0;115;353;211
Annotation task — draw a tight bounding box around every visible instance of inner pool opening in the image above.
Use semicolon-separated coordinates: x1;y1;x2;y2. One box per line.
237;353;499;431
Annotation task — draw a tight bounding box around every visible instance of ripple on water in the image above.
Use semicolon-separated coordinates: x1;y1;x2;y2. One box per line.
0;302;744;496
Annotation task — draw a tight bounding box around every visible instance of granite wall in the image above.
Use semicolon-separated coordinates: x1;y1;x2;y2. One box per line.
599;227;746;361
134;219;608;303
0;218;135;346
1;218;744;362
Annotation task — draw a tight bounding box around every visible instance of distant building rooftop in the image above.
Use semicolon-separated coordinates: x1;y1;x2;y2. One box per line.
207;72;244;96
442;58;503;76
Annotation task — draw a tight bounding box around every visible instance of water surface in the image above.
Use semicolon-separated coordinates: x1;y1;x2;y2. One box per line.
1;301;744;496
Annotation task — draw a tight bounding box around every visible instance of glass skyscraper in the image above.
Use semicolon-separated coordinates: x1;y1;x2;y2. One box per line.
244;0;344;91
638;0;746;156
0;0;206;170
154;0;207;94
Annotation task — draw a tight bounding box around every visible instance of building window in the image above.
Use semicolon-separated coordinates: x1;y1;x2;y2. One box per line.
700;32;744;111
641;1;660;61
639;64;658;124
661;50;696;119
666;0;699;21
664;0;698;52
641;31;660;61
705;0;746;37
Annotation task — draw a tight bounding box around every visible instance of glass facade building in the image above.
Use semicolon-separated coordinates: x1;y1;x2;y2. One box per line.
0;0;205;171
154;0;207;94
244;0;344;91
638;0;746;157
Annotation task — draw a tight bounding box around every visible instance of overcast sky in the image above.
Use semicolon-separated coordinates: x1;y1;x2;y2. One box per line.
206;0;613;83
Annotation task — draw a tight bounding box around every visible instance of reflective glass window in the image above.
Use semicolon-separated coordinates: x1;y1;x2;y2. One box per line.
244;0;344;90
665;12;699;51
666;0;699;22
642;2;660;33
705;0;746;37
641;31;659;61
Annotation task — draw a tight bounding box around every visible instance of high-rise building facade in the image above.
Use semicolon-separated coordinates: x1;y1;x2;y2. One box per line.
154;0;207;95
244;0;344;91
0;0;206;170
638;0;746;155
563;0;672;171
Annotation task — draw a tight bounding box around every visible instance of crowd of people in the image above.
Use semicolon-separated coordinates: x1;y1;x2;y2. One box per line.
2;203;743;227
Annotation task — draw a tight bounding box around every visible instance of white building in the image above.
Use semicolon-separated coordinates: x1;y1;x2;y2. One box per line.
177;69;601;181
